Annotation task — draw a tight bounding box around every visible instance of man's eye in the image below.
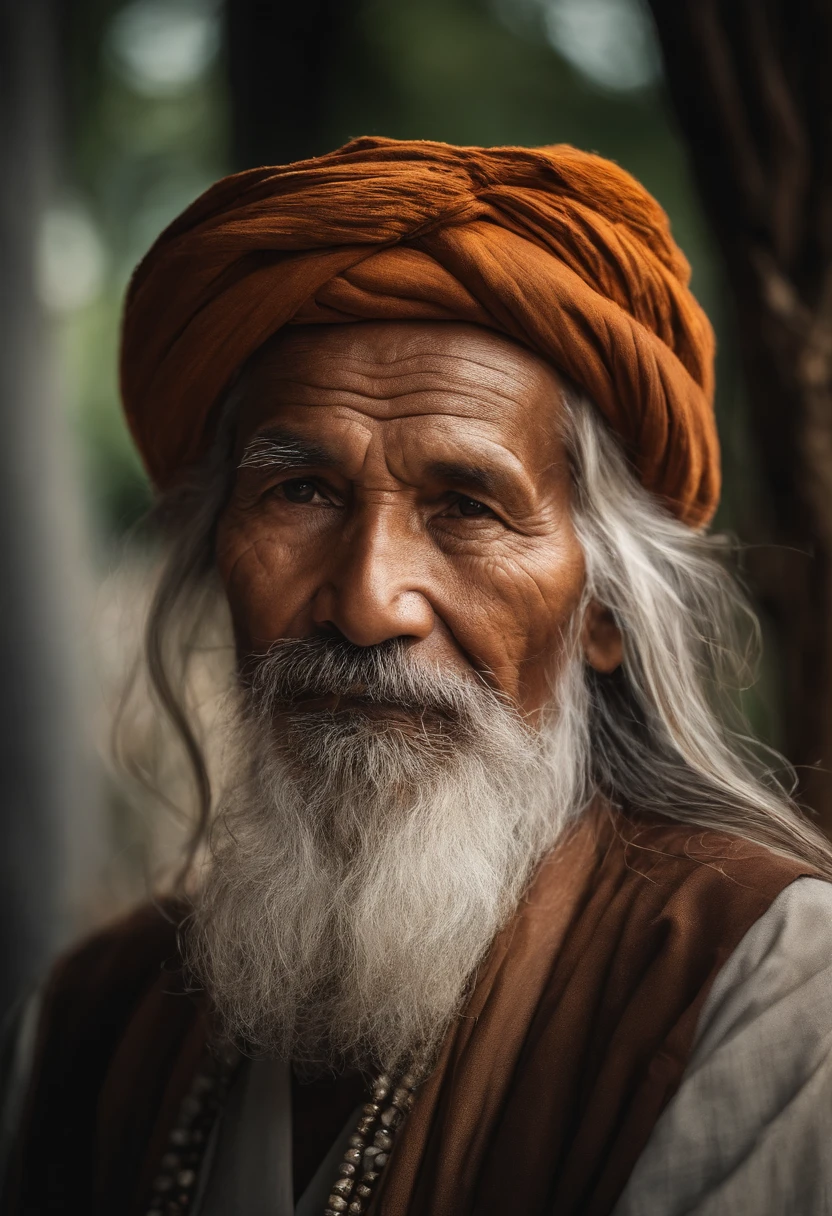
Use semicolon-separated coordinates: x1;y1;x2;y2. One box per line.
280;479;319;503
455;496;492;518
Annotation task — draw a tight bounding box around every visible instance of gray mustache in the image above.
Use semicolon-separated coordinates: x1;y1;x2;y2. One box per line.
243;636;487;720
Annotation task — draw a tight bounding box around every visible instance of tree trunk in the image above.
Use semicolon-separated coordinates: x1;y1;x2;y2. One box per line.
647;0;832;828
225;0;361;171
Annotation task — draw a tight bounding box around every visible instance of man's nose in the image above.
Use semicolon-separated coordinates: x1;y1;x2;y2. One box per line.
311;510;435;647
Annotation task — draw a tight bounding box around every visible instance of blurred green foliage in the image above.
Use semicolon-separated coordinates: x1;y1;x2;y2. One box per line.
58;0;229;539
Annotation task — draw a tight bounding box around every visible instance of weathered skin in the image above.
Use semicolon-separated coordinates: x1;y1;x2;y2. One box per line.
216;320;621;720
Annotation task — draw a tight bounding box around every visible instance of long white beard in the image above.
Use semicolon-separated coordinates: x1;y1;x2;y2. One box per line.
185;638;591;1073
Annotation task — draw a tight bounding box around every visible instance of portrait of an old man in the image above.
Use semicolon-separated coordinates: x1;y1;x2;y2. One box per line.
4;137;832;1216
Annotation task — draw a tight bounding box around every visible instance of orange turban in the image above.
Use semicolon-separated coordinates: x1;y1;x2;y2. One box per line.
120;136;719;526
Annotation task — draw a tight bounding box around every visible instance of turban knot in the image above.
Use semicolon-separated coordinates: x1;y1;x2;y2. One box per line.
120;136;719;526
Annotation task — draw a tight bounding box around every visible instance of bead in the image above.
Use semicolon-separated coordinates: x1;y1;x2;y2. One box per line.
176;1169;196;1188
313;1066;422;1216
160;1153;179;1170
362;1146;381;1170
169;1129;189;1146
153;1175;174;1192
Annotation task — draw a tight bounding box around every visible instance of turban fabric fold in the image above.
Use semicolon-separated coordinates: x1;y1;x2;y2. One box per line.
120;136;719;526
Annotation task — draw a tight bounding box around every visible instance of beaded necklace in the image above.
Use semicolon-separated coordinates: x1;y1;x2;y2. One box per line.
144;1052;423;1216
323;1066;424;1215
144;1044;239;1216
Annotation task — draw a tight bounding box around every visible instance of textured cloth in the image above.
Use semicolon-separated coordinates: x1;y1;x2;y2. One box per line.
120;137;719;525
374;814;812;1216
0;810;813;1215
612;875;832;1215
7;876;832;1215
182;876;832;1213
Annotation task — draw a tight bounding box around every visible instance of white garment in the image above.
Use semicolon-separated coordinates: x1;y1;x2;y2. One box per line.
612;876;832;1215
194;1059;356;1216
196;1057;294;1216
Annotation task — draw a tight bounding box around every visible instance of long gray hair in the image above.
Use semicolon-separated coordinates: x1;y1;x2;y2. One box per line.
127;387;832;881
564;392;832;872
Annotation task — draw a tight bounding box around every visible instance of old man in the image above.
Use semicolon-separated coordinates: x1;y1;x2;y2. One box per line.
4;137;832;1215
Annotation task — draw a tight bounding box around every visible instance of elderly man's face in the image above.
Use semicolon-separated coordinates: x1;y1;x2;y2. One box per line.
216;320;618;718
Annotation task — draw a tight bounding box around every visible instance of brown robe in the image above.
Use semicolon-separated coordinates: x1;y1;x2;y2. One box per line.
3;808;817;1215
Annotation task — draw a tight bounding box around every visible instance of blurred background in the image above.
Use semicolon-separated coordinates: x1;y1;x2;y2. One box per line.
3;0;832;1017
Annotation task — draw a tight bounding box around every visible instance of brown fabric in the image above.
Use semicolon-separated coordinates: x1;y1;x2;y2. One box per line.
374;811;815;1216
3;811;814;1215
1;900;192;1214
120;137;719;526
1;907;374;1215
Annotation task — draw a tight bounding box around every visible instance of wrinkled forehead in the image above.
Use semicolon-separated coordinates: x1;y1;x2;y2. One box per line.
231;319;570;461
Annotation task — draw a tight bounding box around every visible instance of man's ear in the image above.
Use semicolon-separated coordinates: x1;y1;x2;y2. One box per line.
581;600;623;674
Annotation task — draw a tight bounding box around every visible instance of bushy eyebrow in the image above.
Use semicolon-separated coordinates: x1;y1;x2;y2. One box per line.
238;430;531;507
238;427;336;472
425;460;507;501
